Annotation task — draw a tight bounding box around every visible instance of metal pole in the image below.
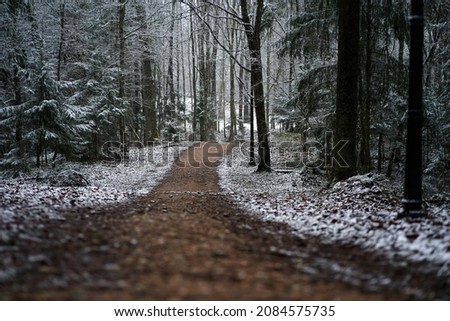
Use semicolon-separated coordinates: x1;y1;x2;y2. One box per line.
399;0;427;218
249;89;256;166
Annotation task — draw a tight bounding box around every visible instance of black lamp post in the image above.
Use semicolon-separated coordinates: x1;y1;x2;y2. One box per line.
399;0;427;218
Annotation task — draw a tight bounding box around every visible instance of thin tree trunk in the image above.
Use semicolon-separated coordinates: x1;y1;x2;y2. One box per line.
229;28;237;141
9;0;24;159
166;0;177;124
209;15;219;140
190;7;198;140
118;0;126;98
238;53;245;122
176;15;181;118
197;27;207;141
57;1;65;81
217;43;224;133
221;46;226;137
179;9;187;132
386;123;404;178
377;133;383;172
118;0;127;156
266;30;272;130
134;61;141;141
142;57;158;144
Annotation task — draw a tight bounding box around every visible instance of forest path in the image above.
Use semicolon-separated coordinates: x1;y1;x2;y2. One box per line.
2;143;394;300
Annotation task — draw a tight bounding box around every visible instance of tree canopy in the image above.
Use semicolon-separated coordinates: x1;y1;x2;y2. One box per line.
0;0;448;182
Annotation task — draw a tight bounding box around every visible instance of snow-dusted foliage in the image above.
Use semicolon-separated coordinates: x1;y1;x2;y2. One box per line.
274;1;337;134
273;0;450;183
0;144;186;224
0;1;196;169
219;146;450;276
423;3;450;190
0;60;82;168
1;1;115;167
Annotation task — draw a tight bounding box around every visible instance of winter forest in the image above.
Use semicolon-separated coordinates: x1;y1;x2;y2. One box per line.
1;0;449;300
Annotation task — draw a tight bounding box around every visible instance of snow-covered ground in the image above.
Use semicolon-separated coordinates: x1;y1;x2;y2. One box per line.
219;146;450;279
1;140;449;291
0;144;187;224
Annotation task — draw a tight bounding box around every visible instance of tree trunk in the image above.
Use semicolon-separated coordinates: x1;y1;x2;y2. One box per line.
118;0;126;97
118;0;127;156
166;0;177;123
238;54;245;122
197;25;209;141
57;1;65;81
240;0;271;172
209;16;219;140
229;28;237;141
219;45;226;133
360;0;372;173
142;57;158;144
179;9;188;132
9;0;25;159
190;7;198;140
386;122;404;178
266;30;272;130
332;0;360;181
377;133;383;172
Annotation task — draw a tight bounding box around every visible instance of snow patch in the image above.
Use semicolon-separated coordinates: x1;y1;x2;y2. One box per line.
0;144;187;224
219;149;450;275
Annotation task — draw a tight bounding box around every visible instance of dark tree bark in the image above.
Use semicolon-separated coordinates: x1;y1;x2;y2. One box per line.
197;24;209;141
386;122;404;178
166;0;177;122
179;10;188;132
57;1;65;81
240;0;271;172
238;53;245;122
118;0;126;98
194;1;217;142
266;29;272;129
359;0;372;173
332;0;360;181
190;7;198;140
118;0;127;156
8;0;24;158
377;132;384;172
228;28;237;142
137;3;159;144
209;15;219;140
142;58;159;144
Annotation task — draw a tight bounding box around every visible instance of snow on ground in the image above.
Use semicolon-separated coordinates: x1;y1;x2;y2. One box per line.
0;144;187;224
218;146;450;278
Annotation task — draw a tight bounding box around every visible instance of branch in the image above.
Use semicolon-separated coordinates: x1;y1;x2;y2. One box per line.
124;2;171;39
182;0;252;73
201;0;243;22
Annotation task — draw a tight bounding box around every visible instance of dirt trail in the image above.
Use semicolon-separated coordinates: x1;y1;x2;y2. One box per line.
2;143;397;300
